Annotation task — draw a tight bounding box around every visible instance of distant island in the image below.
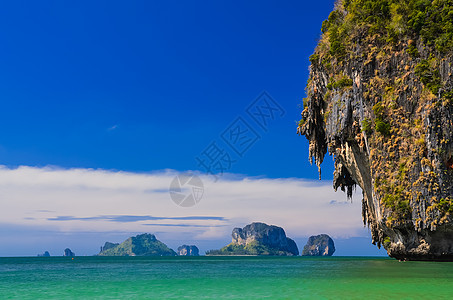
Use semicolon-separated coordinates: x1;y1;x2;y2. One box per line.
37;251;50;257
98;233;176;256
206;222;299;256
177;245;199;256
63;248;75;257
302;234;335;256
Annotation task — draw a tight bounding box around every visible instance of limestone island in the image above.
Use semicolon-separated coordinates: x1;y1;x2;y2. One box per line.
37;251;50;257
63;248;75;257
177;245;199;256
206;222;299;256
302;234;335;256
98;233;176;256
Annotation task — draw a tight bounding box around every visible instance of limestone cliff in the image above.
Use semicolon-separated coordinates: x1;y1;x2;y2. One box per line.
298;0;453;260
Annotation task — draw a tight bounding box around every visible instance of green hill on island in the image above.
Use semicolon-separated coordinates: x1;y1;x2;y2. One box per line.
98;233;176;256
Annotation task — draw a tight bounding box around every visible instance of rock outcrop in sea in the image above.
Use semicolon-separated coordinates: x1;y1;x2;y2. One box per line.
207;222;299;256
64;248;75;257
302;234;335;256
37;251;50;257
98;233;176;256
177;245;199;256
298;0;453;260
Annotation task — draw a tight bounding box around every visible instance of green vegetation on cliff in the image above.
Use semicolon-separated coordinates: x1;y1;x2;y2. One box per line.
98;233;176;256
320;0;453;54
301;0;453;224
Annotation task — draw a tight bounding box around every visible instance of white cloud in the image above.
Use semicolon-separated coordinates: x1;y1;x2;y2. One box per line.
0;166;369;242
107;124;119;131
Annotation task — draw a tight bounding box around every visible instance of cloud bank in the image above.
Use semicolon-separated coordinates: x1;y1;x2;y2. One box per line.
0;165;371;248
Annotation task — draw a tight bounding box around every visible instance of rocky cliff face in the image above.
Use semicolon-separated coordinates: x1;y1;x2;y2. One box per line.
298;0;453;261
177;245;199;256
302;234;336;256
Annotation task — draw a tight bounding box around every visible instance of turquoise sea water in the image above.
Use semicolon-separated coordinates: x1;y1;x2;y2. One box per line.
1;256;452;299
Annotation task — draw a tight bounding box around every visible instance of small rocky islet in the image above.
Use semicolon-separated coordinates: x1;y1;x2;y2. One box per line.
37;251;51;257
177;245;199;256
302;234;336;256
63;248;75;257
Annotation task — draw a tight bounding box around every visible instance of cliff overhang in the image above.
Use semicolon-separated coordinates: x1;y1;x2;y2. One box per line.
298;0;453;261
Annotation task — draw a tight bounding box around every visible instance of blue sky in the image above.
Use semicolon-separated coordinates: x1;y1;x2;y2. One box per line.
0;0;386;256
0;0;335;178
